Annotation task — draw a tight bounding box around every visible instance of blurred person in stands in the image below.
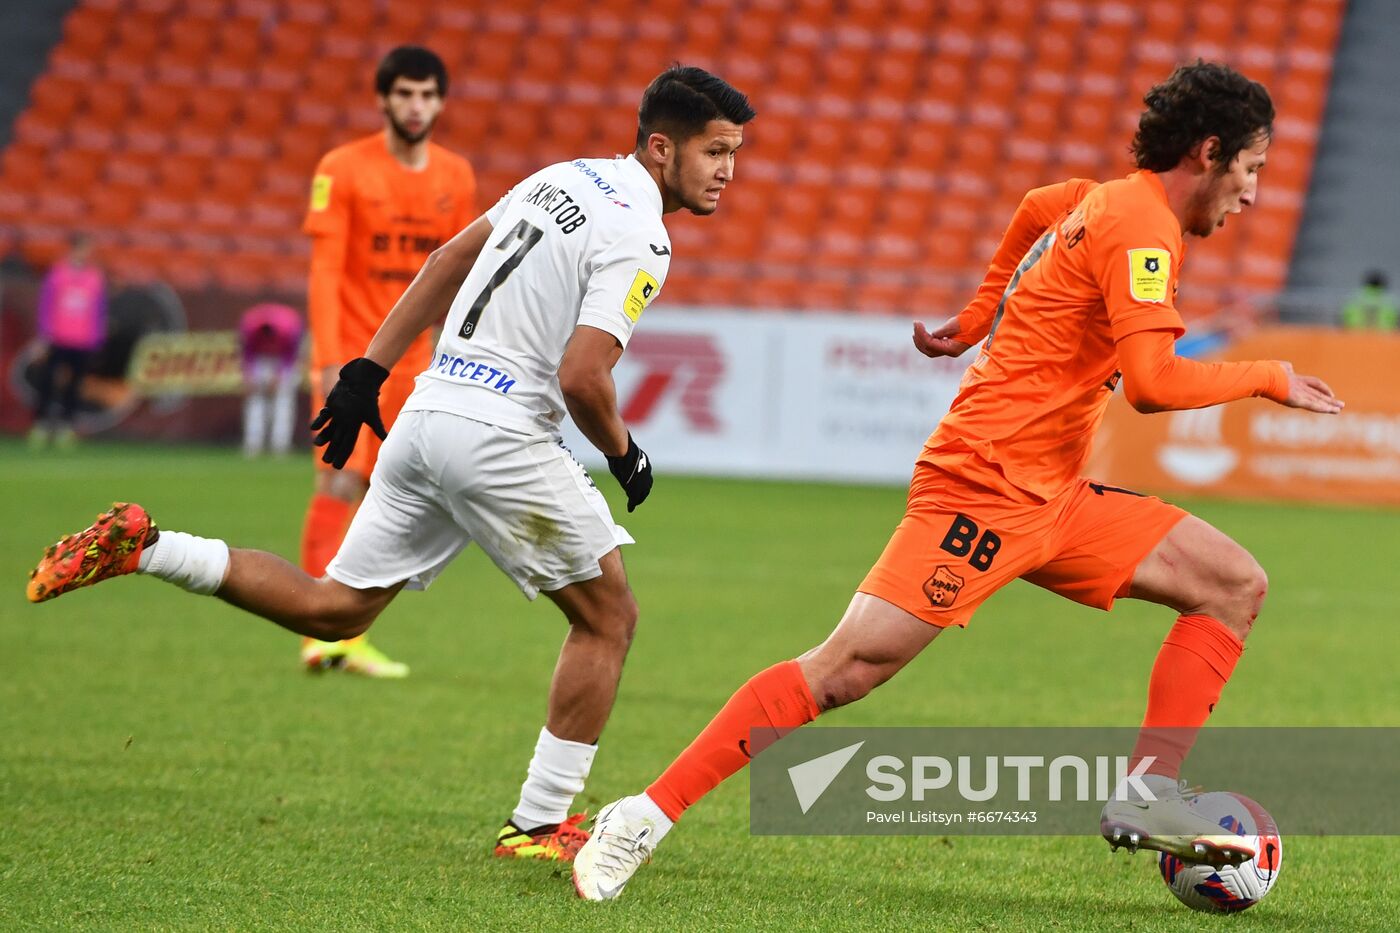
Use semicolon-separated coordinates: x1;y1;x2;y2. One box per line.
30;233;106;450
239;302;304;458
1340;270;1397;330
297;45;477;678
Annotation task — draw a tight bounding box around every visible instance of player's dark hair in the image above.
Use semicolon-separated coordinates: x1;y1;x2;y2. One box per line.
635;65;755;148
375;45;448;97
1131;61;1273;173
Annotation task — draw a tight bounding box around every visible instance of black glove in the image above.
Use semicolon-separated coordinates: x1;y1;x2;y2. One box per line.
607;433;653;512
310;358;390;469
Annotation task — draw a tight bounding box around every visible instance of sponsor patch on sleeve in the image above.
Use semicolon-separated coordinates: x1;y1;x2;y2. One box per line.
1126;248;1170;302
310;174;333;212
623;269;660;322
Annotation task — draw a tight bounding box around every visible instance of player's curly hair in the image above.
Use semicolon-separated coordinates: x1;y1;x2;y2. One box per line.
375;46;448;97
635;65;756;148
1131;61;1274;173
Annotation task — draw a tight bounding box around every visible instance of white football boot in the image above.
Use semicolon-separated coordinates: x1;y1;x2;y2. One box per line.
572;796;666;901
1101;775;1255;867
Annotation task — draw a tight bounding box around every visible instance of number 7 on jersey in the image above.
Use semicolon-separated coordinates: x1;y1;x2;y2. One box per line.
459;219;545;339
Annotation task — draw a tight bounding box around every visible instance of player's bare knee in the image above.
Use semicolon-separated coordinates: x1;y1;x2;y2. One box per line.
1231;560;1268;640
608;593;639;648
1206;553;1268;641
808;657;885;711
570;592;638;650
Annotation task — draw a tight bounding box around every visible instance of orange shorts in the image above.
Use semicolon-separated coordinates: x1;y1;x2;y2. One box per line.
311;375;418;480
859;462;1187;628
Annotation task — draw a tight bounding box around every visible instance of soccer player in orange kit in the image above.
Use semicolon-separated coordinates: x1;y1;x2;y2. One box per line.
299;46;477;677
571;62;1344;900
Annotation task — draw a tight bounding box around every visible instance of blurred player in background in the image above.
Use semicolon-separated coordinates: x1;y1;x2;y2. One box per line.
29;233;106;450
238;302;303;458
570;62;1344;900
27;65;754;865
299;45;477;678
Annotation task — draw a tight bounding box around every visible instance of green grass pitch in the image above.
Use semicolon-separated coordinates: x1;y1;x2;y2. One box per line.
2;441;1396;930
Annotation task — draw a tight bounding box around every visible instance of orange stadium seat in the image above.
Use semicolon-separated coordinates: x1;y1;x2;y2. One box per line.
29;73;84;123
275;131;329;179
159;155;209;199
163;16;219;68
382;4;430;40
0;141;46;191
818;47;869;96
12;107;67;151
567;37;619;88
266;19;318;63
21;227;71;269
60;6;117;59
799;279;855;313
51;144;103;187
1142;3;1188;39
210;158;262;201
89;187;140;226
81;82;131;127
114;10;163;58
461;34;515;90
770;46;816;95
333;3;378;34
188;87;241;132
853;279;914;315
133;82;188;125
102;40;155;84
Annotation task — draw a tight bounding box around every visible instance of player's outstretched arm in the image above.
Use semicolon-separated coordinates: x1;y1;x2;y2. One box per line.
1117;329;1343;414
560;325;653;512
362;214;494;369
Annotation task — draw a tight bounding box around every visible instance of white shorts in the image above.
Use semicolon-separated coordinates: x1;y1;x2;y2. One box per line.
327;410;633;599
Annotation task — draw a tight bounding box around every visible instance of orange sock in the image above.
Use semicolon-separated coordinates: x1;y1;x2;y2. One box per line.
647;660;819;822
300;492;352;648
301;492;352;576
1131;614;1243;779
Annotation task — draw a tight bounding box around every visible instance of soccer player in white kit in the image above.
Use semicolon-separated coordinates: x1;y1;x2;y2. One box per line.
26;65;755;863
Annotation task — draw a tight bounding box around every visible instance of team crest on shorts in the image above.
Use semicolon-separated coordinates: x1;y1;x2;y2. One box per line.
923;565;965;609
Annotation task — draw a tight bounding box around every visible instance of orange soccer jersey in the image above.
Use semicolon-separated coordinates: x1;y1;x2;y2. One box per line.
925;170;1284;503
302;134;478;377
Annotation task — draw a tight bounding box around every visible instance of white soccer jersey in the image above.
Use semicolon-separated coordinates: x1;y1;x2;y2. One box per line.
403;154;672;436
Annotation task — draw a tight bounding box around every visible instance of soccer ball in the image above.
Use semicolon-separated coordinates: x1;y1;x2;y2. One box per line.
1157;791;1282;913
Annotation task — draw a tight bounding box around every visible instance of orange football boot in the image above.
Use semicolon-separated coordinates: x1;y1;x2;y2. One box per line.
27;502;154;603
494;812;590;862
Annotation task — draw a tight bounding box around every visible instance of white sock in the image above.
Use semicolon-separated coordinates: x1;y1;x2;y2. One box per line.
137;530;230;595
243;392;268;456
626;792;675;845
511;728;597;829
270;375;297;455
